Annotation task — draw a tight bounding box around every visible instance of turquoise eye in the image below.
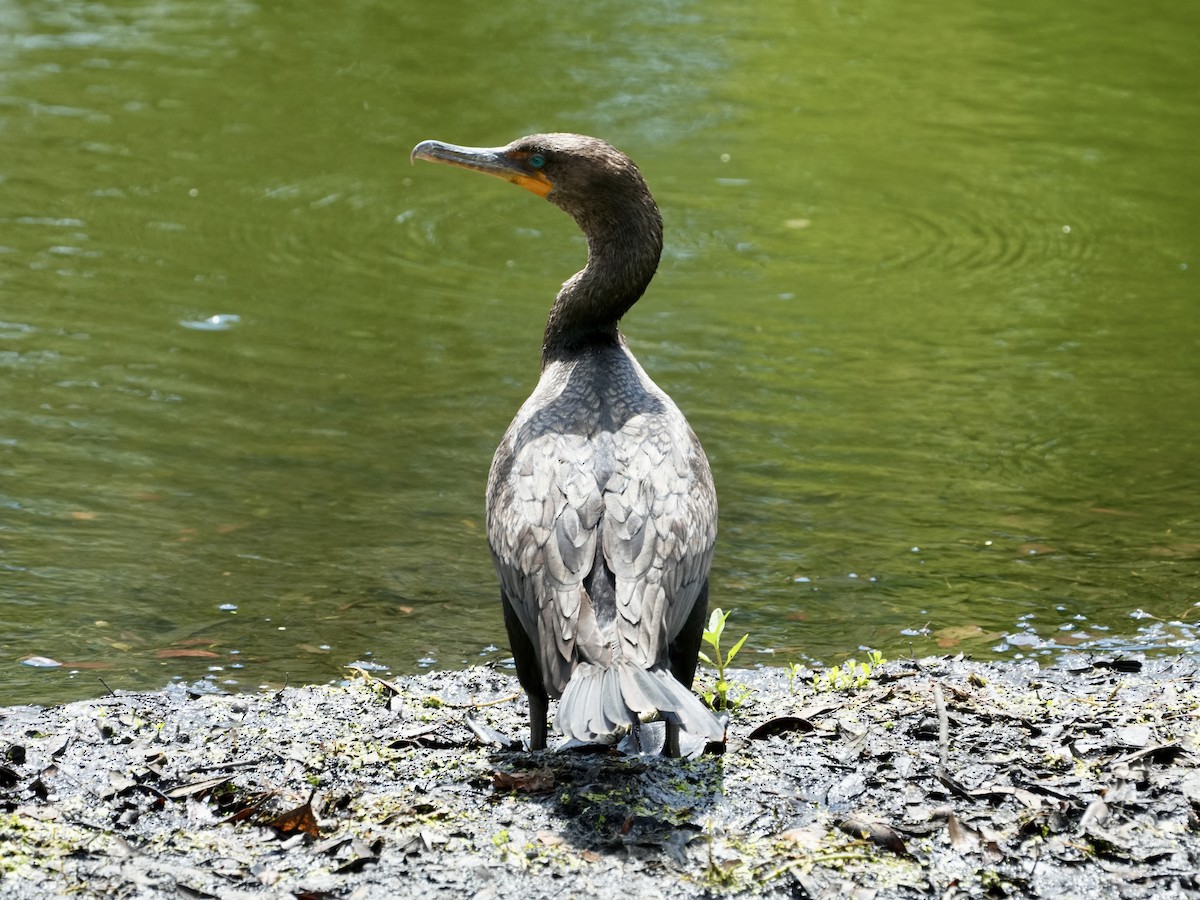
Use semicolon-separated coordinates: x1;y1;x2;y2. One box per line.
529;153;546;169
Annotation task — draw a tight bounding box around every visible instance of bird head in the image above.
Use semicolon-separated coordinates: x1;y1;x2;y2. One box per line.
410;133;652;223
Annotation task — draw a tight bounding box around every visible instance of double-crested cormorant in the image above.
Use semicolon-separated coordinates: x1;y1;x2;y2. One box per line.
411;133;722;756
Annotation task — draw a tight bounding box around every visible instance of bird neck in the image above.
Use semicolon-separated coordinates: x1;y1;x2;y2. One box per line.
541;201;663;368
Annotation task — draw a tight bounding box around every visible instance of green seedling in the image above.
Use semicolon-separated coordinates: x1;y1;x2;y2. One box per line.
698;608;749;711
812;650;886;692
786;662;805;694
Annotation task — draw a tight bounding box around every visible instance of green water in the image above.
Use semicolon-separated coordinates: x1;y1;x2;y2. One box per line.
2;0;1197;706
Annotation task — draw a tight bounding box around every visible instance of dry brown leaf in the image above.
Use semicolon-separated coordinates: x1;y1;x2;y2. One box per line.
492;768;555;794
268;801;321;838
946;813;978;852
837;814;910;856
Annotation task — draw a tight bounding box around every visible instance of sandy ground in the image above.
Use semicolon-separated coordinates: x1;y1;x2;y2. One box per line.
1;653;1198;899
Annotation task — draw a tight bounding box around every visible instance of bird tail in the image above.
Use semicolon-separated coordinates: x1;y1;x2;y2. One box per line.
555;660;724;744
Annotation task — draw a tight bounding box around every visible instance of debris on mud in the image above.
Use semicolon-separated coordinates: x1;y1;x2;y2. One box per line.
2;654;1198;898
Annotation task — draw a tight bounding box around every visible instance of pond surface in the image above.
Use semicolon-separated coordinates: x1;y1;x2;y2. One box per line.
2;0;1198;706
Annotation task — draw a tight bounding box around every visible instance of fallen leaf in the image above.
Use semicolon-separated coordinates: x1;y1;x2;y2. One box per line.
465;715;520;750
837;814;910;856
103;771;139;799
968;784;1044;808
15;803;60;822
332;839;379;874
747;716;816;740
492;768;555;794
946;813;978;852
268;801;320;838
780;824;826;849
828;773;868;805
1115;724;1153;747
1078;797;1109;832
164;775;233;799
1112;743;1185;766
419;828;447;851
222;791;274;824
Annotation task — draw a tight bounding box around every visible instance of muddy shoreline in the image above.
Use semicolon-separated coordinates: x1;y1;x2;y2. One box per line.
2;654;1198;898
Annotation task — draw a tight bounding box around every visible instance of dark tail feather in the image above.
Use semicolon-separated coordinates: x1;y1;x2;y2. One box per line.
556;661;723;744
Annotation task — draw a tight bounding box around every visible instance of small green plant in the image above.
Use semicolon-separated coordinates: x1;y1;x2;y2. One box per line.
492;828;511;860
786;662;805;694
811;650;886;692
698;608;749;711
702;818;743;888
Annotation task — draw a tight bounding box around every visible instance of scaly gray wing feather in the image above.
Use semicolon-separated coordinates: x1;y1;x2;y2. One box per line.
487;424;609;698
603;412;716;669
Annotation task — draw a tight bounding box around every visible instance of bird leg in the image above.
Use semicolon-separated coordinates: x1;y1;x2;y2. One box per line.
528;692;548;752
501;590;550;751
664;721;681;758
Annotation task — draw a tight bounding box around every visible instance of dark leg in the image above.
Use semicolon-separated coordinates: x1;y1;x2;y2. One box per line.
664;722;681;758
528;692;548;752
668;579;710;690
501;590;548;750
664;580;712;758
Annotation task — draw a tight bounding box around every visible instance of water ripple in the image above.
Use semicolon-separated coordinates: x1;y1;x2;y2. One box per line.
870;187;1099;283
